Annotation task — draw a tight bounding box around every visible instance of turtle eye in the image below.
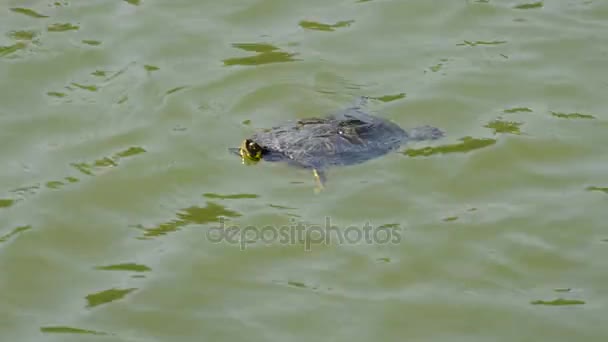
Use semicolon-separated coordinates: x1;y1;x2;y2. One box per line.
245;140;262;157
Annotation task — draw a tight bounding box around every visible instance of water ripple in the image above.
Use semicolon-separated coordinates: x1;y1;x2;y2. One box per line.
46;91;67;98
82;39;102;46
514;2;544;10
223;43;298;66
204;193;259;200
70;146;146;176
95;263;151;272
0;199;15;209
457;40;507;47
586;186;608;194
0;43;26;57
0;225;31;243
9;8;49;18
3;146;146;209
135;201;241;239
530;298;585;306
47;23;79;32
40;326;108;336
165;86;189;95
1;0;607;339
144;64;159;72
504;107;533;114
268;204;297;210
299;20;354;32
485;120;523;135
403;137;496;157
9;30;38;41
551;111;596;120
70;82;98;92
86;288;137;308
370;93;406;103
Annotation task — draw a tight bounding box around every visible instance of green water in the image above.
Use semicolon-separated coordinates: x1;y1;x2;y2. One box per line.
2;0;607;341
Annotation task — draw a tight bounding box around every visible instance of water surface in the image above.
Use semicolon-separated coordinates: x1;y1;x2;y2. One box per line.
1;0;607;341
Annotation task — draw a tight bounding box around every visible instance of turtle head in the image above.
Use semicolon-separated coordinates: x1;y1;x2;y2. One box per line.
239;139;263;164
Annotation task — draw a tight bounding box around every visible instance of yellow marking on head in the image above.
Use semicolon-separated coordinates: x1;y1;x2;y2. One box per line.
239;139;262;164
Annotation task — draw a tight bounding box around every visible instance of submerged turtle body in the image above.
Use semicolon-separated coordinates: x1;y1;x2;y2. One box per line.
234;97;444;190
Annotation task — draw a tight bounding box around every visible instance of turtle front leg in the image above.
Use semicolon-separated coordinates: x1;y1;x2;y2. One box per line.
313;169;326;193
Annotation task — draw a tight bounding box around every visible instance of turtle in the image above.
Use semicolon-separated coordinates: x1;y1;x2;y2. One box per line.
230;97;444;191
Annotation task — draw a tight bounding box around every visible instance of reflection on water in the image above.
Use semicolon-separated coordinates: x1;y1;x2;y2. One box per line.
314;71;369;95
0;42;26;57
72;147;146;176
136;201;242;238
82;39;102;46
95;263;152;272
91;70;108;77
370;93;406;103
166;85;189;95
285;280;309;289
46;61;135;99
0;199;15;208
0;146;146;212
2;0;607;340
40;326;107;336
530;298;585;306
0;225;31;244
299;20;355;32
272;279;329;292
9;30;37;41
268;204;297;210
144;64;160;72
429;62;444;73
204;193;259;200
457;40;507;47
403;136;496;157
485;119;523;135
47;23;79;32
46;91;67;98
9;8;48;18
70;82;98;92
586;186;608;194
223;43;298;66
86;288;137;308
551;112;596;120
504;107;533;114
514;2;544;9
